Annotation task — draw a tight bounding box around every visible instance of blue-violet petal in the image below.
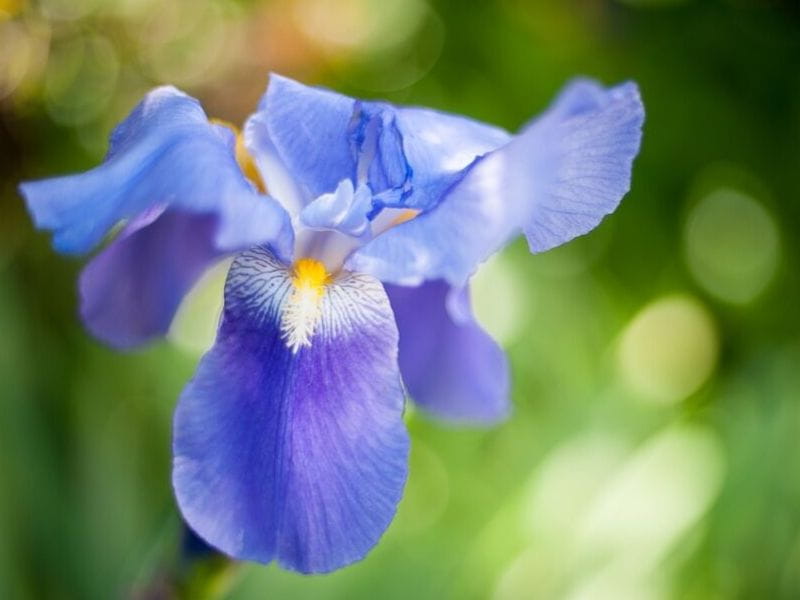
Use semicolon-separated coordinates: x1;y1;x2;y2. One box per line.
173;247;409;573
20;85;292;258
79;210;222;349
387;281;510;424
347;79;644;285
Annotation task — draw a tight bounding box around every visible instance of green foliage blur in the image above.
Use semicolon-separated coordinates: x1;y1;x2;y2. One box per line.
1;0;799;598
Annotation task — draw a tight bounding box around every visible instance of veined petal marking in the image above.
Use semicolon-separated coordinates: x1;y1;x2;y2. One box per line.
174;244;407;572
227;248;389;354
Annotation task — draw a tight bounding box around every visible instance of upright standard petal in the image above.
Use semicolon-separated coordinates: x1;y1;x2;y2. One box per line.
173;247;409;573
386;281;510;424
79;210;222;348
251;74;357;203
392;106;511;210
246;74;513;219
20;86;292;258
299;179;374;238
348;80;645;286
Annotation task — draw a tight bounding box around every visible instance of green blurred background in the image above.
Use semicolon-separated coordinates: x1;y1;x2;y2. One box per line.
2;0;799;598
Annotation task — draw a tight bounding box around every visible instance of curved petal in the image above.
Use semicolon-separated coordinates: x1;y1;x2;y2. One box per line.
299;179;373;238
392;106;511;210
20;85;292;259
79;210;222;349
243;110;308;218
251;74;357;203
386;281;510;424
347;79;644;286
173;247;409;573
246;74;514;218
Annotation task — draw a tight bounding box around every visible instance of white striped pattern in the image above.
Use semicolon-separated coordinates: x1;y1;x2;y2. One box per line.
225;247;391;351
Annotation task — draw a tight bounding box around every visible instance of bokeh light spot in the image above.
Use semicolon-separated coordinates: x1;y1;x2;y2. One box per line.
292;0;443;92
472;253;533;347
615;0;692;7
393;439;449;535
0;20;32;100
39;0;102;21
0;0;25;21
523;432;629;541
44;34;119;125
618;295;718;404
168;258;230;355
292;0;428;53
565;564;668;600
684;187;780;305
576;424;725;572
139;1;235;87
497;425;723;598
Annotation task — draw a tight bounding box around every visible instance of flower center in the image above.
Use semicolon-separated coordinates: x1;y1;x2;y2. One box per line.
280;258;330;353
210;119;266;193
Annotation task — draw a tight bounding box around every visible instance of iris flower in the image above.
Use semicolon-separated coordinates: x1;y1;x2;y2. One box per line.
20;74;643;573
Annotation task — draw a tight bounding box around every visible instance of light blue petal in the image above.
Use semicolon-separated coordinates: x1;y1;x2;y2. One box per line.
246;74;514;222
347;80;644;286
20;85;292;259
173;247;408;573
353;102;409;196
391;106;511;210
244;110;308;218
521;80;645;253
250;74;357;204
387;281;510;424
300;179;374;238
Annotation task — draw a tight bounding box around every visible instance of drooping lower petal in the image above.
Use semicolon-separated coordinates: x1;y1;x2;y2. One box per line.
386;281;510;424
20;85;292;258
348;79;644;286
173;247;409;573
79;210;222;349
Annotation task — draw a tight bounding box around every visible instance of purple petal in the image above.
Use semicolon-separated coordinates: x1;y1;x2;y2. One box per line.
387;281;510;424
79;210;222;349
20;85;295;349
173;247;408;573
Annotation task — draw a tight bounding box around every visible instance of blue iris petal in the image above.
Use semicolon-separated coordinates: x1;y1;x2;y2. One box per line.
392;106;511;210
387;281;510;424
352;102;409;196
20;85;294;348
520;79;644;253
20;85;293;258
347;79;644;286
79;210;222;349
173;247;409;573
300;179;374;238
247;74;513;225
253;74;357;204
